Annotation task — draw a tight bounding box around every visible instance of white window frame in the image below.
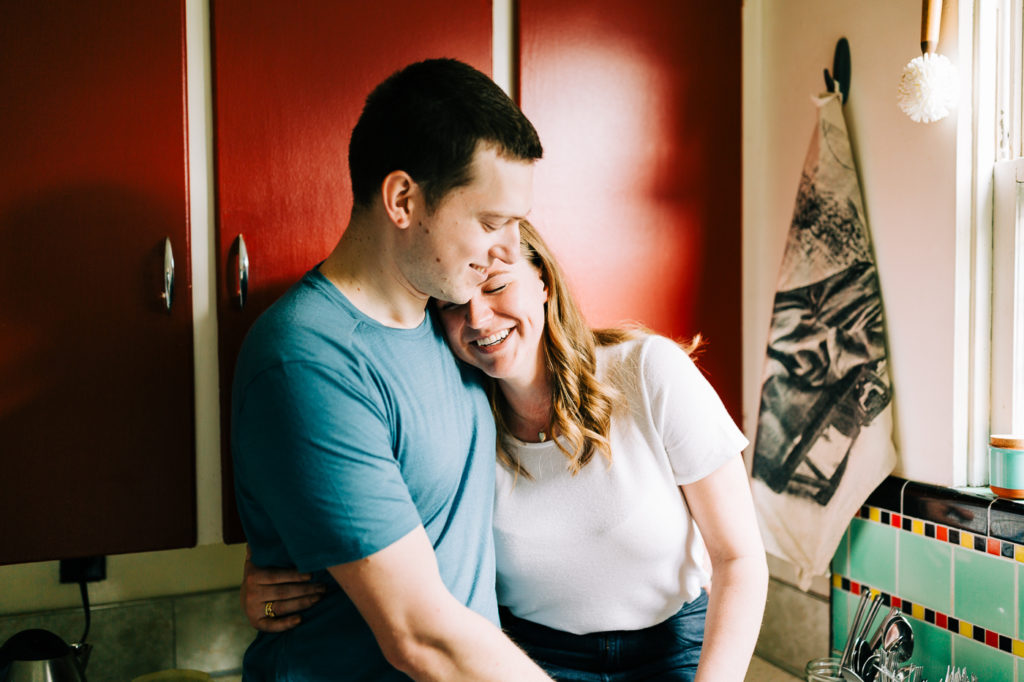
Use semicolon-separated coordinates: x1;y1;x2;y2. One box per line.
990;0;1024;442
991;0;1024;437
958;0;1023;486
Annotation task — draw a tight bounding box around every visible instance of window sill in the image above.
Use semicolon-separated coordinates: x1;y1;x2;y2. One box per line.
866;476;1024;549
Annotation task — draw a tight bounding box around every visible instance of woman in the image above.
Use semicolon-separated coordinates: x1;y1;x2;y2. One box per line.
243;221;768;681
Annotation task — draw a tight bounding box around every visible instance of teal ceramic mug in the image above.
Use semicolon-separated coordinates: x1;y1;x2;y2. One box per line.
990;435;1024;499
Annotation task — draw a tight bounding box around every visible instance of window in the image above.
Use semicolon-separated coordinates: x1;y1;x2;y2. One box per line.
959;0;1024;484
989;0;1024;455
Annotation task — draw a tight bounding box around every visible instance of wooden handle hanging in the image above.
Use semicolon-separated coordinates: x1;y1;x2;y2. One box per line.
921;0;943;54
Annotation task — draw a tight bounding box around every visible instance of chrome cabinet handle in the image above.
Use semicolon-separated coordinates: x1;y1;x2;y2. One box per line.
162;237;175;311
237;234;249;309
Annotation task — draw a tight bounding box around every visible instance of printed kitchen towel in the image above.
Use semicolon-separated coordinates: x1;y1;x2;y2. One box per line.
751;90;897;590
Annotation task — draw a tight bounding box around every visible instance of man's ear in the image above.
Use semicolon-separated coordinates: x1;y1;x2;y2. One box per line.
380;171;418;228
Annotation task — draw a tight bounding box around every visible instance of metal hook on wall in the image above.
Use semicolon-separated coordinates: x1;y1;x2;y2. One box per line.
823;37;851;104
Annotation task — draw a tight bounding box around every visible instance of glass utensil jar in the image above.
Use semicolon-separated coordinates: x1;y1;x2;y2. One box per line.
805;657;843;681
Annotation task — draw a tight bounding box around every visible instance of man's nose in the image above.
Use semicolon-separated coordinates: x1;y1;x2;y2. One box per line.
490;221;521;265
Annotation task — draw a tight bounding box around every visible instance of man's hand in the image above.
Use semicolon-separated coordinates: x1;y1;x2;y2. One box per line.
242;545;326;632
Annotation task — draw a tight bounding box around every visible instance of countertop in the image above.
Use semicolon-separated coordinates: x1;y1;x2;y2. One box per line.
214;655;800;681
747;656;803;681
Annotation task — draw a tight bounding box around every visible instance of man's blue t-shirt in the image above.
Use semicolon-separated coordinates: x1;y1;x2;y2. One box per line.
232;268;498;680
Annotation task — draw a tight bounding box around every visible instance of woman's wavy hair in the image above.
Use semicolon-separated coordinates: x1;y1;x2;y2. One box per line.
490;220;651;478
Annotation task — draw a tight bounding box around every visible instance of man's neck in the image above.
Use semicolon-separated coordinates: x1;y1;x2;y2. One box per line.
318;213;428;329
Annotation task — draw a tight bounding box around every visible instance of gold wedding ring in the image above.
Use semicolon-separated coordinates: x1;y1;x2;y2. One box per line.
264;601;276;618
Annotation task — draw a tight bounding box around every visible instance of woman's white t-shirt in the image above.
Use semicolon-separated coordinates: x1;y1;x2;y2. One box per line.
493;335;748;634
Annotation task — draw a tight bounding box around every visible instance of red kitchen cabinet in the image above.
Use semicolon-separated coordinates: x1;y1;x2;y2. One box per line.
518;1;743;418
212;0;493;542
0;1;195;563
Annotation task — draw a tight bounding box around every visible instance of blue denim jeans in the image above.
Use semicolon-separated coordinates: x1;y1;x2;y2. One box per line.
499;590;708;682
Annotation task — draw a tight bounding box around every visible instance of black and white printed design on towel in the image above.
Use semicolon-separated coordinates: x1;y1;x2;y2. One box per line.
749;91;897;589
752;162;891;506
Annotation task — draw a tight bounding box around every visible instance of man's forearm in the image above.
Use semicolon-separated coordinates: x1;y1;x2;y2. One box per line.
327;528;551;682
386;604;551;682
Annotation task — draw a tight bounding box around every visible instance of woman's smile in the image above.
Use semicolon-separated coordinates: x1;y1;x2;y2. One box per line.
474;328;512;349
439;257;548;383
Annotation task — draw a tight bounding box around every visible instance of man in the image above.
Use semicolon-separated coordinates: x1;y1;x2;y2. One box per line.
231;59;550;680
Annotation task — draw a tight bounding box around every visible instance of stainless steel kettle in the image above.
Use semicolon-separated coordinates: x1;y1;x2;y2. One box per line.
0;628;90;682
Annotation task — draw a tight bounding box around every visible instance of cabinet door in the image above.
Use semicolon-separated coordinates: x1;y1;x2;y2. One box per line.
213;0;493;542
518;0;742;417
0;1;195;563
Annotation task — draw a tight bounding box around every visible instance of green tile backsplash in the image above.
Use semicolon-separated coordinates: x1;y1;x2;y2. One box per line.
832;478;1024;678
907;620;951;682
954;635;1016;679
830;587;851;654
848;518;897;593
953;545;1015;635
899;531;952;614
832;527;850;577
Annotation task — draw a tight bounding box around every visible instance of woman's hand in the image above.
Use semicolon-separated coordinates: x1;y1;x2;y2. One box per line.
242;545;326;632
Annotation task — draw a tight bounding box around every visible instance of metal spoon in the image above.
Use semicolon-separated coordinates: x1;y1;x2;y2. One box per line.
842;665;866;682
868;612;914;663
881;615;914;663
861;595;884;640
869;607;900;650
854;642;877;681
841;590;872;668
855;596;883;674
862;608;898;682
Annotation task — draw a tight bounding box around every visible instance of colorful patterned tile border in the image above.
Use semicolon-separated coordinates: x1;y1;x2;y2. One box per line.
854;504;1024;563
831;574;1023;658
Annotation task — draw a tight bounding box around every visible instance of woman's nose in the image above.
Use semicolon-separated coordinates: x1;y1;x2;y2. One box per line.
466;297;493;328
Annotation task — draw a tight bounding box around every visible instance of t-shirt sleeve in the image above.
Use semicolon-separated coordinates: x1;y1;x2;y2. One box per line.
639;335;749;485
233;360;423;573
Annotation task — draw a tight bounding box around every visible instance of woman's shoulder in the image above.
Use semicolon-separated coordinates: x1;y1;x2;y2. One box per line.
596;333;699;396
595;331;645;366
598;332;693;368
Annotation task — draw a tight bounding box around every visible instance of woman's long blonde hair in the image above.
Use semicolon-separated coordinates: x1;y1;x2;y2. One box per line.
489;220;652;478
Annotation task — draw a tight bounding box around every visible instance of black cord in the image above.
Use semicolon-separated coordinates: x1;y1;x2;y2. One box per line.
78;580;91;644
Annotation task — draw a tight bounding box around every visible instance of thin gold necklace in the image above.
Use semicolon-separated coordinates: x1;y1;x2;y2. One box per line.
504;401;551;443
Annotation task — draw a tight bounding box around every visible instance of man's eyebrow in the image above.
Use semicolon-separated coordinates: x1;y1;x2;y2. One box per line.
480;209;532;220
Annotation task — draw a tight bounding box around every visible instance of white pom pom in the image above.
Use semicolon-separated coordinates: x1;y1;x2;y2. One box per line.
897;52;958;123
